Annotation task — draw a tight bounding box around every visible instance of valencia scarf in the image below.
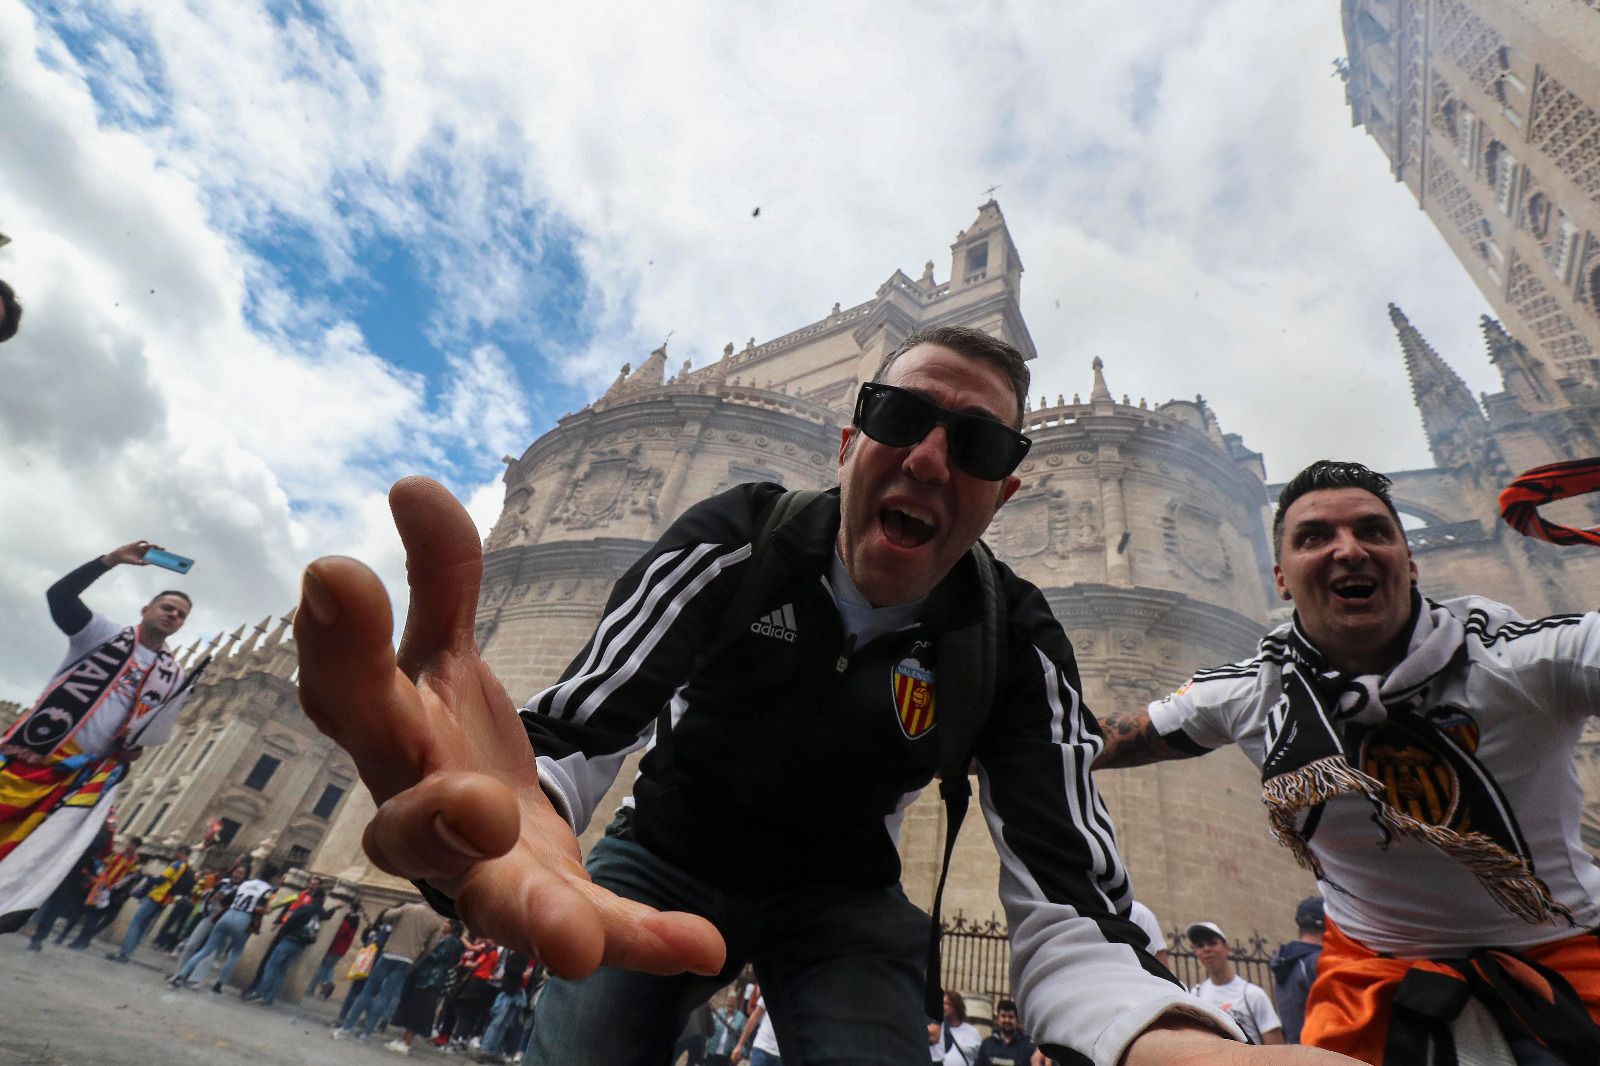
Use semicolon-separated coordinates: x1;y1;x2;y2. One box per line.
1260;595;1573;928
0;625;181;760
1499;459;1600;547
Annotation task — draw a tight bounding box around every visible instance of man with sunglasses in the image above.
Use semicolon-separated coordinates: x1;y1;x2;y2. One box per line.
295;327;1351;1066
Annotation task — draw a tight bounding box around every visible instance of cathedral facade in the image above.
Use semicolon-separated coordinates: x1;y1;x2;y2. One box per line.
1340;0;1600;385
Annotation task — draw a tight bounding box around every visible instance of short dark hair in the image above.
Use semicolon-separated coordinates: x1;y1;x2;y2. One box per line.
149;590;193;608
996;998;1018;1014
873;325;1030;428
0;280;21;343
1272;460;1405;560
943;988;967;1022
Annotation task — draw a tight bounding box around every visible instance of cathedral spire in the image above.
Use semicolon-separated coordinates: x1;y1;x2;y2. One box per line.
1482;314;1559;411
1390;303;1490;470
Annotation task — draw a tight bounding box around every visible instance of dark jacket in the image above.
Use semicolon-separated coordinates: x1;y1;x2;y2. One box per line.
1268;939;1321;1043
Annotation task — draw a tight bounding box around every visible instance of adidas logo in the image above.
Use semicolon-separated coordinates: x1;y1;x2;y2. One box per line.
750;603;799;643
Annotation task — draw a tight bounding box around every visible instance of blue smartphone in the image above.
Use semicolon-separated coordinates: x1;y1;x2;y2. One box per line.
143;548;195;574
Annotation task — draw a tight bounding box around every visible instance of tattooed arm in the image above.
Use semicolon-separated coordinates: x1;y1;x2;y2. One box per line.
1092;709;1211;770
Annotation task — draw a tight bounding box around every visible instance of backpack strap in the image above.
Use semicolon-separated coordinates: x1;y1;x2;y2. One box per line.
923;541;1005;1020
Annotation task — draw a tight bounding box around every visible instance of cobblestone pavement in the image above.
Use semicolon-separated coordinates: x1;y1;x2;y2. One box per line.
0;933;469;1066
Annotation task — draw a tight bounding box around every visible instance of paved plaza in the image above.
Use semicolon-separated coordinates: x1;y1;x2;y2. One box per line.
0;932;459;1066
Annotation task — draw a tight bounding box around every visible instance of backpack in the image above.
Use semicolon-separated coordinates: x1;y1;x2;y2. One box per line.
708;489;1006;1020
291;911;322;945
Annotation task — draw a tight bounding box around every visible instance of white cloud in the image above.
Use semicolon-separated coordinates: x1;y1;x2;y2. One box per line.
0;0;1506;699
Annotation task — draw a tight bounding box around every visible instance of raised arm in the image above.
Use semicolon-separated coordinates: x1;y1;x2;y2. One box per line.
1091;709;1210;771
294;477;724;981
46;541;162;636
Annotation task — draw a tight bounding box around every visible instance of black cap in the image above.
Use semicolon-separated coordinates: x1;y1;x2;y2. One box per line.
1295;896;1325;931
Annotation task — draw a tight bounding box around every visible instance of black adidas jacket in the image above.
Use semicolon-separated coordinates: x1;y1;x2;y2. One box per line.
523;483;1238;1063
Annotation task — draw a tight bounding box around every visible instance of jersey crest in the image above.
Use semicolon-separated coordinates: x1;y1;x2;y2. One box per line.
892;656;936;739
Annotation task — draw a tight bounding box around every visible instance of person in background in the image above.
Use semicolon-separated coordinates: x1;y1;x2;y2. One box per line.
334;897;440;1043
172;861;247;973
932;990;982;1065
108;844;191;961
975;999;1036;1066
385;919;464;1056
1128;900;1171;970
1187;922;1283;1046
27;823;113;951
1;543;196;935
308;901;362;999
251;885;343;1007
477;947;536;1063
1269;898;1325;1045
67;834;143;948
704;986;749;1066
167;862;275;992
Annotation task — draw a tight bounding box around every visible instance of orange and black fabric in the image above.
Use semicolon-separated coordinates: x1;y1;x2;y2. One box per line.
1304;917;1600;1064
1498;459;1600;547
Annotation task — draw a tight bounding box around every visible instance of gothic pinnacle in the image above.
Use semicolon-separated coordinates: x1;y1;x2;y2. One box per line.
1090;356;1113;403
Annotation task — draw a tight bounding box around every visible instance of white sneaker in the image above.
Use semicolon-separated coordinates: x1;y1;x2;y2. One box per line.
331;1029;348;1041
384;1039;411;1055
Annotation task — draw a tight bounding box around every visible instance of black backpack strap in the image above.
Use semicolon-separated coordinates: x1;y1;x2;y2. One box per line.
924;541;1005;1020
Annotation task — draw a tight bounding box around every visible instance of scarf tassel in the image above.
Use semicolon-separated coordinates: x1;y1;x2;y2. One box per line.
1264;756;1575;928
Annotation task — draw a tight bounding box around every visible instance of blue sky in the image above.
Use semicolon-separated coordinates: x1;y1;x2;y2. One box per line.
0;0;1499;697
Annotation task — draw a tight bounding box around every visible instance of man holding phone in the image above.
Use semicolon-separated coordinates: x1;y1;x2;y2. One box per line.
0;540;201;936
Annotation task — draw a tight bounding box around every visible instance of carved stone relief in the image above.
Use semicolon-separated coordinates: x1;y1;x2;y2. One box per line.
550;447;665;530
1162;501;1233;582
988;487;1101;560
485;486;536;552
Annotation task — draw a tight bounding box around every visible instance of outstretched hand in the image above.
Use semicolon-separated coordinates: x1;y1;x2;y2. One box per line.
294;476;726;979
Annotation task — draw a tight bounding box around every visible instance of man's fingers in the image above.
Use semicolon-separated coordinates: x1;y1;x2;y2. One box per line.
361;772;521;881
389;477;486;679
450;861;728;980
587;896;727;977
295;557;426;780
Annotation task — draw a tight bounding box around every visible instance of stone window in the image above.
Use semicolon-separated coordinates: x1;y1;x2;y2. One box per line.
243;754;281;791
312;784;345;819
288;844;311;865
191;736;217;770
1551;214;1582;283
964;242;988;281
146;803;170;833
215;817;241;846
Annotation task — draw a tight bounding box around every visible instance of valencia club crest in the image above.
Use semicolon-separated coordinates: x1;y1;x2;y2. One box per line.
892;657;936;739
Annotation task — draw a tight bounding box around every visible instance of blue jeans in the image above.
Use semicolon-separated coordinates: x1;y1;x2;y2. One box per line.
115;897;164;958
307;951;340;994
342;956;411;1039
175;910;252;987
256;939;310;1005
528;834;927;1066
481;988;528;1055
751;1051;781;1066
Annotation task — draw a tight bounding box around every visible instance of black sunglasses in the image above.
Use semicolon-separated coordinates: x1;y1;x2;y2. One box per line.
852;382;1031;481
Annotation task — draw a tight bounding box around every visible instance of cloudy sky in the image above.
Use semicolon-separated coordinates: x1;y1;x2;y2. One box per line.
0;1;1498;699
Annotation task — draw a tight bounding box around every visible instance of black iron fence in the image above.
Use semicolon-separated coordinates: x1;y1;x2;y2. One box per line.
938;912;1011;1003
939;913;1282;1004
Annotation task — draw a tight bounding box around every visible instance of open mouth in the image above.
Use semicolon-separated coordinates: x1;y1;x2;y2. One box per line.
882;505;937;548
1331;578;1377;602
